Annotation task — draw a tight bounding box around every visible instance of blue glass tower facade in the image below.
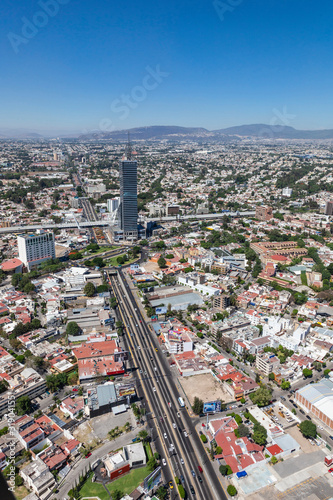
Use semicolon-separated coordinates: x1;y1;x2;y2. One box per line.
119;159;138;239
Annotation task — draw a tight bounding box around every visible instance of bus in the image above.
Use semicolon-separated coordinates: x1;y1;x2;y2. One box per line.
178;397;185;408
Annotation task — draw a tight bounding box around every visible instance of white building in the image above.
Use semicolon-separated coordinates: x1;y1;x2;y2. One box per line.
17;231;55;271
107;198;119;213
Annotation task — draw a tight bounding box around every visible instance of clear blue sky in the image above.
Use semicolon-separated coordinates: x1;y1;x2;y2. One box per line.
1;0;333;134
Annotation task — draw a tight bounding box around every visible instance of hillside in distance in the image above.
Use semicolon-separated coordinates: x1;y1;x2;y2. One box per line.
79;124;333;141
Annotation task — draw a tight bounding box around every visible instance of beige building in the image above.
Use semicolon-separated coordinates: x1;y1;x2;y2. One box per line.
255;353;280;376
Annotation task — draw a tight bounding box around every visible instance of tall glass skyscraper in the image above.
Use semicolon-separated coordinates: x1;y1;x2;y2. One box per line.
119;158;138;240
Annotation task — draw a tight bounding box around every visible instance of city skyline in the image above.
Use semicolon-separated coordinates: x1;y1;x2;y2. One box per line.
1;0;333;133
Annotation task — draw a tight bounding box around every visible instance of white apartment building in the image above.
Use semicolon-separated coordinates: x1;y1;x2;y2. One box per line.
17;231;55;271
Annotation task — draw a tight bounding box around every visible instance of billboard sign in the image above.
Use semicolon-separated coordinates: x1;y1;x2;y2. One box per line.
143;466;162;493
155;306;167;315
203;400;222;413
130;264;140;270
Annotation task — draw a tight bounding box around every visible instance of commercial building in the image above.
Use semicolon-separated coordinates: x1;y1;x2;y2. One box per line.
84;382;135;418
212;294;230;311
325;201;333;215
255;205;273;221
295;378;333;430
107;198;119;213
17;231;55;271
119;156;138;240
255;353;280;376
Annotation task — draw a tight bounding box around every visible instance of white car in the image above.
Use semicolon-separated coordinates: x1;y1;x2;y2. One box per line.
153;387;156;392
164;433;168;439
180;458;184;465
184;431;188;437
162;458;166;466
172;422;176;429
177;412;181;418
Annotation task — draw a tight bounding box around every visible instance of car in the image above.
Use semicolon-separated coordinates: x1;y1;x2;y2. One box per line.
328;467;333;473
72;388;78;392
198;465;203;473
85;452;92;458
300;409;305;414
164;433;168;439
155;348;158;352
169;481;173;489
306;415;312;420
281;397;286;401
184;431;188;437
139;370;142;374
180;458;184;464
202;423;205;427
180;474;185;483
153;387;156;392
162;458;166;466
168;402;172;408
190;485;195;495
173;422;176;429
197;475;202;483
191;470;196;477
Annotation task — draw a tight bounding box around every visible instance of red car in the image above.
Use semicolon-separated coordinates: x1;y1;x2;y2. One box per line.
198;465;203;473
72;388;78;392
85;452;92;458
329;467;333;473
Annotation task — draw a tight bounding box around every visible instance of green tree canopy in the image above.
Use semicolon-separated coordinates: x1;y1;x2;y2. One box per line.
299;420;317;439
252;422;267;446
249;385;272;407
192;396;204;415
157;256;167;269
84;282;96;297
66;321;80;336
15;396;32;415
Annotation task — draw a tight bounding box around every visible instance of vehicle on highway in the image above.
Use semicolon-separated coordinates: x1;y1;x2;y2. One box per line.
164;433;168;439
190;484;195;495
172;422;176;428
184;431;188;437
169;481;173;489
197;475;202;483
168;402;172;408
155;348;158;351
180;458;184;464
162;458;166;466
177;412;181;418
153;387;156;392
191;470;196;477
180;474;184;483
198;465;203;473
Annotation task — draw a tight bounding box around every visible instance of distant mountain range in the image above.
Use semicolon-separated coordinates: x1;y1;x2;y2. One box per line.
79;124;333;141
3;124;333;141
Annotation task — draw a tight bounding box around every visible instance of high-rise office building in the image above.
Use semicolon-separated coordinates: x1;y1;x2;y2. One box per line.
119;154;138;240
17;230;55;271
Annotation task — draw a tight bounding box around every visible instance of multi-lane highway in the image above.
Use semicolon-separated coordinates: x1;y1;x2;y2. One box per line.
108;269;226;500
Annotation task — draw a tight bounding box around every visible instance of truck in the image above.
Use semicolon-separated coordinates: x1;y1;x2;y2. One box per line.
325;455;333;467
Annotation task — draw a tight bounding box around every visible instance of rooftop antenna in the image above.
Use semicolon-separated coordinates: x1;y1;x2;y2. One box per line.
126;131;132;160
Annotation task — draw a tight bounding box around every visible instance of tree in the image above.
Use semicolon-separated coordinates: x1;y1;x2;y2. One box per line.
324;368;331;377
270;455;278;464
192;396;204;415
156;486;168;500
112;489;124;500
313;361;322;372
110;297;118;308
227;485;237;496
200;434;207;443
249;385;272;407
281;379;290;390
66;321;80;337
16;396;32;415
157;256;167;269
24;282;35;294
237;423;249;437
219;465;228;476
138;429;149;443
303;368;313;378
252;422;267;446
147;456;158;471
299;420;317;439
268;373;275;381
84;282;96;297
215;446;222;454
